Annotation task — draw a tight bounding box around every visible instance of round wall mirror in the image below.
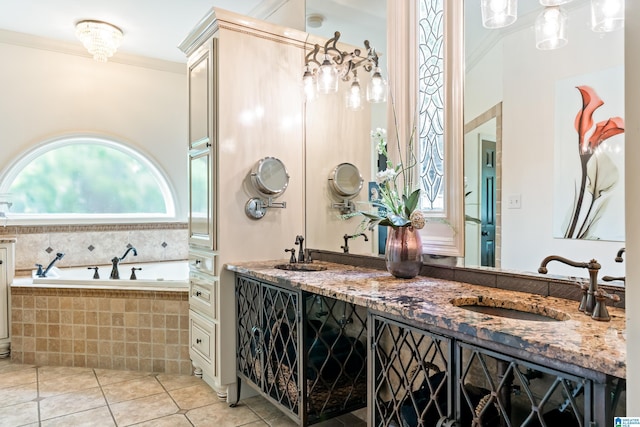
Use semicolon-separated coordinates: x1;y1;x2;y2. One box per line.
251;157;289;196
329;163;363;198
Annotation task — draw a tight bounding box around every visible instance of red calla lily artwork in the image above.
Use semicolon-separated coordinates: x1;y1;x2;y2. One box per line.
563;85;625;239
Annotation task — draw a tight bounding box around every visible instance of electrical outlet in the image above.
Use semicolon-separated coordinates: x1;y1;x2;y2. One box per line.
508;194;521;209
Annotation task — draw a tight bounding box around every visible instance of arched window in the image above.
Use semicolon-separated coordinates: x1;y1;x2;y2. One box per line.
0;135;176;222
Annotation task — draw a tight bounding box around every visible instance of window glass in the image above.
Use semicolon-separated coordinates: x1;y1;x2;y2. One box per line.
1;137;174;219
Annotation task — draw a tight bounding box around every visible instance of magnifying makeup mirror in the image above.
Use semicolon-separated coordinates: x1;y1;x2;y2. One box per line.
328;162;363;214
245;157;290;219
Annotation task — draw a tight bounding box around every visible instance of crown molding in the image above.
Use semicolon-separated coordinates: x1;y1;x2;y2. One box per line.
0;29;185;74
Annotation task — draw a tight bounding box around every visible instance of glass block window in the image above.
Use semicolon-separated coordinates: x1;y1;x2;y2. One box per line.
418;0;445;211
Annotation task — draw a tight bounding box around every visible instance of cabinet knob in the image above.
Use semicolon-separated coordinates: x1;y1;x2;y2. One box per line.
195;291;202;296
196;338;202;344
195;259;201;265
0;260;3;264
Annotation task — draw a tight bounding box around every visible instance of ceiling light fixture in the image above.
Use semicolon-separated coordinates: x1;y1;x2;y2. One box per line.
591;0;625;32
303;31;386;108
539;0;573;5
75;20;123;62
535;6;568;50
481;0;518;29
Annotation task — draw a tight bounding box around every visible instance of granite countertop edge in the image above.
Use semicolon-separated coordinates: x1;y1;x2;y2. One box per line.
225;260;626;379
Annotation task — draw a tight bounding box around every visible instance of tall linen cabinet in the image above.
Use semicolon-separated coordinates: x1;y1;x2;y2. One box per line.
179;9;307;398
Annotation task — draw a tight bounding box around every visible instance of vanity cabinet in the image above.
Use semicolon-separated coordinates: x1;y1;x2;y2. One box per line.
235;275;368;426
0;238;15;358
370;312;625;427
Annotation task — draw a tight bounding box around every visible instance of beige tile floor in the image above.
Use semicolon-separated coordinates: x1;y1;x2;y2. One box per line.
0;359;367;427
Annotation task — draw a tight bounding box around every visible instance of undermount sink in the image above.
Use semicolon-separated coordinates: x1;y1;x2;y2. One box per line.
274;263;327;272
451;296;570;322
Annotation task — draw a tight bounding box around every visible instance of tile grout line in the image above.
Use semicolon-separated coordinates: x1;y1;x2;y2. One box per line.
150;373;197;426
92;367;119;427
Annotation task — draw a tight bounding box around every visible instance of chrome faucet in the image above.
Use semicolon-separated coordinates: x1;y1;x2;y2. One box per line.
36;252;65;277
341;233;369;254
110;246;138;279
538;255;618;321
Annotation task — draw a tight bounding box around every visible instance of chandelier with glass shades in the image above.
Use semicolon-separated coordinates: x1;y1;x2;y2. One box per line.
302;31;387;111
75;20;123;62
480;0;624;51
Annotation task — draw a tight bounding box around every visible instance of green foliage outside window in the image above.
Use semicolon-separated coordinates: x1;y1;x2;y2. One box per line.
8;143;167;214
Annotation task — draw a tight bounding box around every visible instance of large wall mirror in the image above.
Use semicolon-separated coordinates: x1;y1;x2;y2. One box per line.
302;0;625;282
464;0;625;279
303;0;464;258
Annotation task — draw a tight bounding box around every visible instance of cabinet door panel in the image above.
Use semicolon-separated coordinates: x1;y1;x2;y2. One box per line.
189;149;215;249
188;47;210;149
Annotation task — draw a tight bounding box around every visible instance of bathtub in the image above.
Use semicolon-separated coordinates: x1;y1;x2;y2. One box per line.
30;260;189;290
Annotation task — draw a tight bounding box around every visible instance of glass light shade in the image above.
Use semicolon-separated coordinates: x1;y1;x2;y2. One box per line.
591;0;624;32
481;0;518;29
345;79;363;111
366;68;387;103
75;20;123;62
302;66;316;101
535;6;568;50
539;0;572;5
316;56;339;94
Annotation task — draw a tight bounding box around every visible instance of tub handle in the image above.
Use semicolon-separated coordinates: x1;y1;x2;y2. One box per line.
130;267;142;280
87;266;99;279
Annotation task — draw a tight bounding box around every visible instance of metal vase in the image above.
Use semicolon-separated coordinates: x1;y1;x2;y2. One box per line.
385;226;423;279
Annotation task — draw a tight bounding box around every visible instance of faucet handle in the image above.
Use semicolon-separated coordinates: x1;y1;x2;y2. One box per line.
284;248;296;264
591;289;620;322
573;281;589;312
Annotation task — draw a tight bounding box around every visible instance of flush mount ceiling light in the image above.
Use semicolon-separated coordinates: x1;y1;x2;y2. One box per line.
306;13;325;28
302;31;386;111
535;6;568;50
591;0;625;32
75;20;123;62
481;0;518;29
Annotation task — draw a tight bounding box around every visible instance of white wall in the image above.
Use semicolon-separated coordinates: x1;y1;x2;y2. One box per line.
467;5;625;278
0;41;188;221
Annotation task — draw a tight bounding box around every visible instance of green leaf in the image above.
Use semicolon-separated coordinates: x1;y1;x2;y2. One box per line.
404;189;420;216
388;214;411;227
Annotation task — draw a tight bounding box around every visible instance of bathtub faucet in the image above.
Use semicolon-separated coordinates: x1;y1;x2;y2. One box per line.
110;246;138;279
36;252;65;277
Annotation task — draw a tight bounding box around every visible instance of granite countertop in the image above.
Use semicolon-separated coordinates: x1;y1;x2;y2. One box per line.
225;260;626;379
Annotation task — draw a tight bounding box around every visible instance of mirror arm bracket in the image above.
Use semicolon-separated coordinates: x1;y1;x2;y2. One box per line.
332;199;356;215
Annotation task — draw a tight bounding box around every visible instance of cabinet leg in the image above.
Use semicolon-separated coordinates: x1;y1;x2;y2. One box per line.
192;361;203;378
229;377;242;408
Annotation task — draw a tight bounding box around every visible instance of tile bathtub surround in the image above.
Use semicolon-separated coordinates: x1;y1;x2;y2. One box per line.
0;360;367;427
0;222;189;273
10;287;191;375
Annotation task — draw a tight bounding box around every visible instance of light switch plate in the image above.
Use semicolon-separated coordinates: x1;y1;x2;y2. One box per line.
507;194;521;209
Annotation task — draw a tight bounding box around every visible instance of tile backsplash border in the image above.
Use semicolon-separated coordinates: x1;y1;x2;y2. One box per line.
3;223;188;274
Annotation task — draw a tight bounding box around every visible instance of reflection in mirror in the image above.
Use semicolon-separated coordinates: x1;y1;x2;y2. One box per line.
464;103;501;268
329;163;364;214
464;0;625;279
303;0;386;255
